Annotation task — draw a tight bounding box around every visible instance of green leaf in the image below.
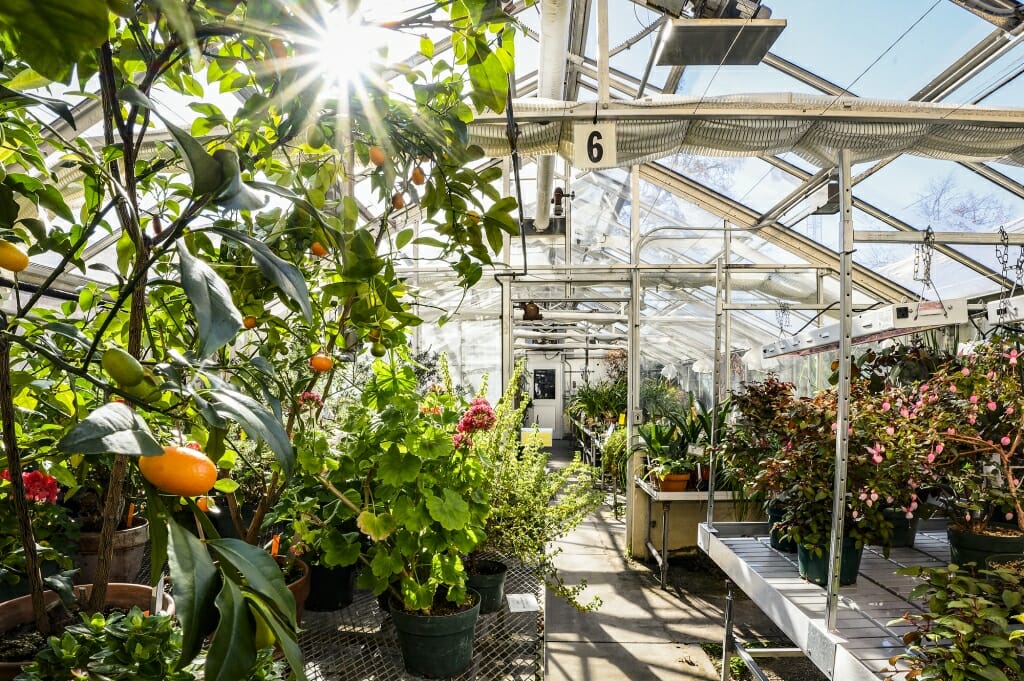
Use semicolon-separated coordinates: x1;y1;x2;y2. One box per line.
56;402;163;456
115;228;135;278
0;85;76;130
177;239;243;357
167;521;219;666
420;35;434;59
321;531;361;567
44;321;91;350
206;385;293;476
207;538;296;627
210;149;267;211
210;227;312;322
213;478;239;493
147;0;200;69
0;0;109;81
974;665;1010;681
357;511;397;541
204;577;257;681
377;449;422;485
247;181;333;232
395;228;414;250
119;87;224;195
975;635;1014;648
426;489;470;531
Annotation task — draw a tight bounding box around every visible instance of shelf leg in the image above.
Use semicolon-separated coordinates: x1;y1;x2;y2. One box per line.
722;579;734;681
661;500;670;588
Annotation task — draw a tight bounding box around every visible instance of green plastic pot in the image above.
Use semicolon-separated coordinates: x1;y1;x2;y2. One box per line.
948;524;1024;567
797;537;863;586
390;590;481;678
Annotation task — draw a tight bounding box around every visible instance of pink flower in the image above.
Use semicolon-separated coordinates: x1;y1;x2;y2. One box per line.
859;492;867;500
2;470;59;504
457;398;497;434
934;443;944;454
1008;407;1015;415
830;422;838;432
926;453;935;464
949;384;957;393
852;510;859;519
872;453;883;464
1002;436;1012;447
1008;512;1015;521
989;370;996;379
881;401;890;412
900;408;909;418
961;367;970;376
885;426;894;435
969;394;979;404
946;428;956;435
969;416;977;425
909;501;918;511
920;384;929;393
298;391;323;409
905;511;914;519
452;432;473;450
870;492;878;502
988;401;998;411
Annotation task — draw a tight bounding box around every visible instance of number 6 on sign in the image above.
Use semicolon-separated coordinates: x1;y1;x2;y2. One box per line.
573;122;617;169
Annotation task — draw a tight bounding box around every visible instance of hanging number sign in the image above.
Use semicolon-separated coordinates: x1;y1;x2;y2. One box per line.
573;121;617;169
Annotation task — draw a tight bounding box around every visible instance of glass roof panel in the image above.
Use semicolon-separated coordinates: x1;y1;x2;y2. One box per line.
768;0;992;99
675;61;823;98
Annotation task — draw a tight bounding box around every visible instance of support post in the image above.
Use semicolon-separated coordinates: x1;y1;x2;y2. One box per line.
597;0;610;102
722;580;735;681
708;255;725;528
626;165;644;557
825;149;854;630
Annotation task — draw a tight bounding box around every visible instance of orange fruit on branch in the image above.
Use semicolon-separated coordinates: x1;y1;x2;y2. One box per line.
309;352;333;373
410;166;426;185
139;445;218;497
243;315;258;329
391;193;405;210
310;241;328;257
368;145;387;167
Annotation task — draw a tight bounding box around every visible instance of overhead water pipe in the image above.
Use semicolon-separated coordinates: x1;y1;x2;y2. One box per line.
533;0;572;231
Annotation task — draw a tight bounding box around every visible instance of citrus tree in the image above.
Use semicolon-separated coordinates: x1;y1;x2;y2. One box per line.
0;0;521;677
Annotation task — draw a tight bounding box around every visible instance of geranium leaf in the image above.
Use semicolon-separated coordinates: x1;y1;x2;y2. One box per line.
358;511;397;541
426;489;470;531
377;449;421;486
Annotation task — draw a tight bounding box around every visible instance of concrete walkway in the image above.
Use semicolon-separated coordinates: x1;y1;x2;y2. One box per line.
544;440;720;681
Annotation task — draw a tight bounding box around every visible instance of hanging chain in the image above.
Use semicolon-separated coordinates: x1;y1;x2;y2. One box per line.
913;226;934;285
997;225;1011;284
775;302;790;337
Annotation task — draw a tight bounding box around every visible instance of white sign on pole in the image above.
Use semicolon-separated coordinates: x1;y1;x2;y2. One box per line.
573;121;617;169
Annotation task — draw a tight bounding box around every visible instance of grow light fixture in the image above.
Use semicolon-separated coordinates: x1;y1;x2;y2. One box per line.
986;294;1024;325
655;1;785;66
761;298;969;359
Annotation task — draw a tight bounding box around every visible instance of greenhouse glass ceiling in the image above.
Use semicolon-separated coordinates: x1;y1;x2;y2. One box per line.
15;0;1024;390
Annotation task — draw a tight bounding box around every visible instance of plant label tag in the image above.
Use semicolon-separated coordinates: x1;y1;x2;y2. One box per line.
505;593;540;612
573;122;617;169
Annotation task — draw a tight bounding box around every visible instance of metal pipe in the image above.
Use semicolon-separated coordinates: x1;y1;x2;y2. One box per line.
533;0;572;231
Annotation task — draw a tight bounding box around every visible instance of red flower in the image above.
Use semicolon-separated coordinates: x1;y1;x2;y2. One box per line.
457;397;496;434
2;469;60;504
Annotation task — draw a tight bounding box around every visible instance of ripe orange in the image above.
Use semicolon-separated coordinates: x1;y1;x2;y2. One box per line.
309;353;333;373
369;145;386;167
0;241;29;272
391;193;405;210
243;315;258;329
269;38;287;60
410;166;426;185
310;241;328;258
139;445;217;497
197;496;211;513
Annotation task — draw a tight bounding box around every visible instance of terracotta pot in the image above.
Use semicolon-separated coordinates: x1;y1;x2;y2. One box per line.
276;557;310;624
658;473;691;492
0;583;173;681
74;520;150;585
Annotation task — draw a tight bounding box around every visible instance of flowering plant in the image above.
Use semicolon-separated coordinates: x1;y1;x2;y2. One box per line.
317;353;494;613
755;381;931;554
0;468;77;588
884;333;1024;534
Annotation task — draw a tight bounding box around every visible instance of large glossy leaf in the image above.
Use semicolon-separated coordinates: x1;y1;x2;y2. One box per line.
0;0;108;81
204;577;257;681
0;85;75;130
206;385;293;476
177;239;243;358
118;87;224;196
210;149;268;211
245;594;307;681
247;181;333;232
207;538;296;627
167;521;219;667
210;227;312;322
56;402;162;456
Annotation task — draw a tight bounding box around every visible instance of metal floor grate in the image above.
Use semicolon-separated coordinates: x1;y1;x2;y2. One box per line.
299;561;544;681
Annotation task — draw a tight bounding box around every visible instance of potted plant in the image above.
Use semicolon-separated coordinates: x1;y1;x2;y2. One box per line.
886;333;1024;565
317;353;491;677
470;359;604;614
639;420;698;491
887;562;1024;681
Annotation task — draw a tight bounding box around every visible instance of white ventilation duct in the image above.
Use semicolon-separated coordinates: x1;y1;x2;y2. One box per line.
534;0;572;232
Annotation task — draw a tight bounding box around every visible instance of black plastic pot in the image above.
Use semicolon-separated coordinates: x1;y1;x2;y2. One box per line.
767;502;796;553
466;559;508;614
883;508;920;549
797;537;863;586
984;553;1024;570
390;590;481;678
305;562;357;612
948;524;1024;566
